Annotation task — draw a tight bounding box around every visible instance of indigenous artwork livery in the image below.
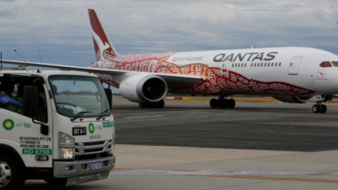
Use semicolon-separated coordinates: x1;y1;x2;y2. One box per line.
4;9;338;113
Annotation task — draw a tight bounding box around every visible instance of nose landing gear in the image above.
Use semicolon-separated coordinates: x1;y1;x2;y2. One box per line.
312;95;332;113
210;96;236;109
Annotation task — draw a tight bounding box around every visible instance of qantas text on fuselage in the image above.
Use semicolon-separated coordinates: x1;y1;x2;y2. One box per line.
213;52;278;62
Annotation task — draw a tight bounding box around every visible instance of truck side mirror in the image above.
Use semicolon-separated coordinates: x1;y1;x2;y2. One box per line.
104;88;113;109
40;123;49;135
23;86;38;117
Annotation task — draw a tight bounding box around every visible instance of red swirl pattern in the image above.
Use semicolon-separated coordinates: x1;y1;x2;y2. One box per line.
90;53;315;96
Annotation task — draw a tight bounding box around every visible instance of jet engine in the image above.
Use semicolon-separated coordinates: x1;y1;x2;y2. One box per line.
119;74;168;103
272;96;314;103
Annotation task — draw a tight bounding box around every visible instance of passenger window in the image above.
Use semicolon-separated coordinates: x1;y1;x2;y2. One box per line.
320;61;332;67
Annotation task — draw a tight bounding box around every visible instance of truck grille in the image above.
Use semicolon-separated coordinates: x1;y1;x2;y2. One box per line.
81;141;106;146
75;140;113;160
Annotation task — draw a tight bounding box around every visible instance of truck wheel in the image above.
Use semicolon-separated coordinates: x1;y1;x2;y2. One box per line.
0;155;25;190
44;178;67;187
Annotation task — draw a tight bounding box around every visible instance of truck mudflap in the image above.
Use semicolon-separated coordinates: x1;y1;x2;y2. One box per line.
54;155;115;183
66;171;110;186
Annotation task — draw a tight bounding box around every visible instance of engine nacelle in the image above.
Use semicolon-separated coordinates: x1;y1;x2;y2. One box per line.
272;96;313;103
119;74;168;103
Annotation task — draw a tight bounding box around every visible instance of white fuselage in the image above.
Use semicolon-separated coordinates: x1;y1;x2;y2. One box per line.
94;47;338;96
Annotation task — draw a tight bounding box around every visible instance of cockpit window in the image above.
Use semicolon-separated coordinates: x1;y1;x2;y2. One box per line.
320;61;332;67
331;61;338;67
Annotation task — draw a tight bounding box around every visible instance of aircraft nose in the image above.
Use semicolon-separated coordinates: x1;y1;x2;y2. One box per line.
312;59;338;95
330;59;338;94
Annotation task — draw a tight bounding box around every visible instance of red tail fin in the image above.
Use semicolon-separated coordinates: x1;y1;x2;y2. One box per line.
88;9;118;61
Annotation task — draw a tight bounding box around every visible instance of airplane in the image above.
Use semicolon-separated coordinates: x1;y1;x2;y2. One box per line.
2;9;338;113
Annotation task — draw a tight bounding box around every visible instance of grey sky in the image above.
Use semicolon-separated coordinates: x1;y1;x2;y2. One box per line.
1;0;337;68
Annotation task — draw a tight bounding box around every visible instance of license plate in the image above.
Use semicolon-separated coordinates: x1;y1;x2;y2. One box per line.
72;127;87;136
91;161;102;170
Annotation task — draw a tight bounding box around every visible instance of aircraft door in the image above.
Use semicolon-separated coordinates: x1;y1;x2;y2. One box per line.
288;56;303;75
221;63;229;78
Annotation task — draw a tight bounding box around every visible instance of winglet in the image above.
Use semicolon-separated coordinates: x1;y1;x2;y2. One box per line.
88;9;119;61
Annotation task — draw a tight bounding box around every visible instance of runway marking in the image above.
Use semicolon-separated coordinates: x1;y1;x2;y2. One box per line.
123;115;163;119
116;112;257;124
209;174;338;183
111;168;338;183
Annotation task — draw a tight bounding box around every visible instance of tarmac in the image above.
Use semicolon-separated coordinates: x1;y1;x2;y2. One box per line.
23;97;338;190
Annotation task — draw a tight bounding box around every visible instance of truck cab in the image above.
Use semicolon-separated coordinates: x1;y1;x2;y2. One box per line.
0;69;115;189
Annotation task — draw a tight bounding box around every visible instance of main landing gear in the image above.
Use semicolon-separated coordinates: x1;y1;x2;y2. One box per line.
210;96;236;109
312;102;327;113
139;99;165;108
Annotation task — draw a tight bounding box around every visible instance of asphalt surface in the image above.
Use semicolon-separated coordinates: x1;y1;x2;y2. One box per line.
113;99;338;152
22;98;338;190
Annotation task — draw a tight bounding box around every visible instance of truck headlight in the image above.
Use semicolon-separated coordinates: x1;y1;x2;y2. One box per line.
59;132;75;159
61;148;75;159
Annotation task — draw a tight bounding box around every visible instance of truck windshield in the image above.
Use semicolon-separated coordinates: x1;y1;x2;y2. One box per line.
49;75;110;118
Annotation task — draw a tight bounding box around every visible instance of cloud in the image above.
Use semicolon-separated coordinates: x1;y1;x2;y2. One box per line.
0;0;337;68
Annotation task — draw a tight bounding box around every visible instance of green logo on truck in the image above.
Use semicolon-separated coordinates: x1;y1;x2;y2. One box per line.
3;119;14;131
88;123;95;134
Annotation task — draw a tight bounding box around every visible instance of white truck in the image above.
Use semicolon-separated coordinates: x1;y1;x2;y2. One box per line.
0;69;116;189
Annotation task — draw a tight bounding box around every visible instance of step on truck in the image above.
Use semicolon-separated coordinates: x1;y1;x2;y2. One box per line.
0;69;116;189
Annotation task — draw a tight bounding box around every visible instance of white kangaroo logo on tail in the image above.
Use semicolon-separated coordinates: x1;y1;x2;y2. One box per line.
92;29;110;60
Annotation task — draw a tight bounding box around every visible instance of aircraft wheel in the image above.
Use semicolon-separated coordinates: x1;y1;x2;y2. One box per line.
320;105;327;113
312;104;320;113
147;103;154;108
222;99;228;108
157;99;165;108
210;98;217;108
139;103;146;108
217;99;225;108
228;99;236;108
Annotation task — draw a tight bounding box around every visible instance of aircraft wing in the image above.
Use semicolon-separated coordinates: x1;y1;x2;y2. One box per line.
1;60;205;86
